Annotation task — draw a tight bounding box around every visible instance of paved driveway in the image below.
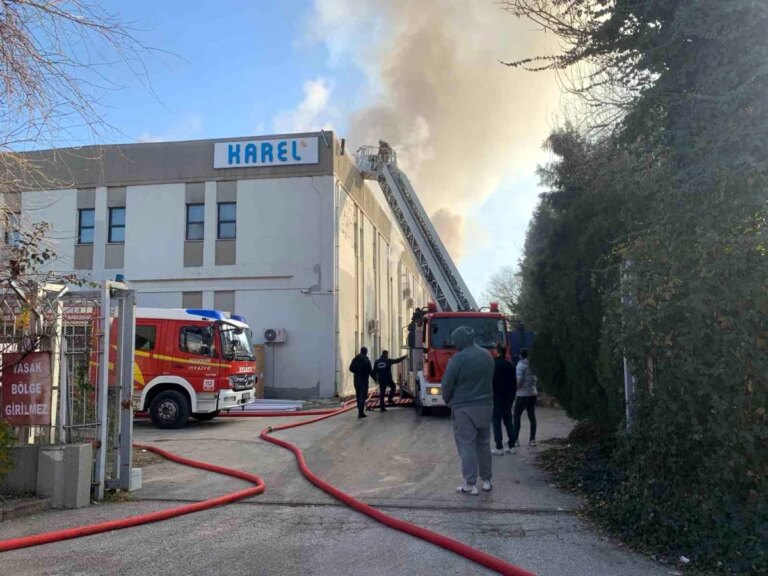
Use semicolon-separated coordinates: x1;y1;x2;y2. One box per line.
0;407;668;576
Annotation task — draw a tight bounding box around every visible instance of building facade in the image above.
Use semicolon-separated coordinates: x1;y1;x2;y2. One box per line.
2;132;429;398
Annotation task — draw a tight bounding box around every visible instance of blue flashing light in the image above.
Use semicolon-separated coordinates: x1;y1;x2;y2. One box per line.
230;314;247;323
185;309;227;322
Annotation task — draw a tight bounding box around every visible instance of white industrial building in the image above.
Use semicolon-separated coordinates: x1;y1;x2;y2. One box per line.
1;132;430;398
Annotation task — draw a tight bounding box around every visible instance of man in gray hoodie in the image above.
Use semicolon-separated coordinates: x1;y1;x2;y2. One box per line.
442;325;495;495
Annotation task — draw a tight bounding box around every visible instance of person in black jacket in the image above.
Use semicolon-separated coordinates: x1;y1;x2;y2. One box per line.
349;347;375;419
373;350;407;412
491;343;516;455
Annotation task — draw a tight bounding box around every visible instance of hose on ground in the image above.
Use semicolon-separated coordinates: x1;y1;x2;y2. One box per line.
0;444;264;553
260;404;536;576
1;394;536;575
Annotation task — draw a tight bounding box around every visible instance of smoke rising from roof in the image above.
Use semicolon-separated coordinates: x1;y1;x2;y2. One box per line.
311;0;559;261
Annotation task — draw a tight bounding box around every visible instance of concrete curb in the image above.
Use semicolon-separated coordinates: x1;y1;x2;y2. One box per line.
0;498;51;523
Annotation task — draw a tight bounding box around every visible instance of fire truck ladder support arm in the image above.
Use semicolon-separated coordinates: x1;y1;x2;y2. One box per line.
356;144;478;312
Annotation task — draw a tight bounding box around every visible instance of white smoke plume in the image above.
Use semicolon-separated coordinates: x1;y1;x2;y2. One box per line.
309;0;560;261
431;207;465;261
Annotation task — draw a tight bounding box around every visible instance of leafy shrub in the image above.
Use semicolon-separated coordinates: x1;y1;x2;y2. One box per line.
0;420;15;483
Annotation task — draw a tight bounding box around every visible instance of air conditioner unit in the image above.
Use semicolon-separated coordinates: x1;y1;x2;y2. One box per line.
405;298;414;309
264;328;287;343
402;287;411;298
367;319;380;334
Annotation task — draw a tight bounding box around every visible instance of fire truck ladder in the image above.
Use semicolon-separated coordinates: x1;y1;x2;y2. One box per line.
356;143;477;312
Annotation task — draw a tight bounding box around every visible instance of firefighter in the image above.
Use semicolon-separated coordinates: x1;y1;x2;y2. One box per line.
349;347;375;419
373;350;407;411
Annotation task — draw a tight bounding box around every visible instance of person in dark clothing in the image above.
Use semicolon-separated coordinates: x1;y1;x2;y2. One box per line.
374;350;407;411
349;347;375;419
491;344;516;455
511;348;539;450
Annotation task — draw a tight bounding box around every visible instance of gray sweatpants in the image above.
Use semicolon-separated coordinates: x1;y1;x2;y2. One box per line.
451;404;493;485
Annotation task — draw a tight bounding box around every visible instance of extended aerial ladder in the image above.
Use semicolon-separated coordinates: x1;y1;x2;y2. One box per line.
356;142;478;312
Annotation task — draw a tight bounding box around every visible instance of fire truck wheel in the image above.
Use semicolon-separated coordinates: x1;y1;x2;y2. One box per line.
414;384;431;416
149;390;191;429
192;411;220;422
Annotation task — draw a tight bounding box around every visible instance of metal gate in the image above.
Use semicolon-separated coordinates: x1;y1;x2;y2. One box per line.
0;281;135;499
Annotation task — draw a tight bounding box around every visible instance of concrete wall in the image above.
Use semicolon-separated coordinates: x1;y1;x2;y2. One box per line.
8;132;432;399
21;189;78;274
0;446;40;495
125;175;337;398
8;132;335;191
334;144;431;396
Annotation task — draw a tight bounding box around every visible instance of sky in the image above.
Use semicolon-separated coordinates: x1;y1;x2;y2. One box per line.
84;0;562;301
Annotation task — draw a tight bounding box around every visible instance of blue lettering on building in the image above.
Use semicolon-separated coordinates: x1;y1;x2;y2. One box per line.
261;142;274;163
244;143;257;164
222;138;312;166
228;144;241;165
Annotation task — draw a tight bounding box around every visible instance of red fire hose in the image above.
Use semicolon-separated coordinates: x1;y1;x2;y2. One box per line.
0;398;536;575
0;444;264;553
260;404;536;576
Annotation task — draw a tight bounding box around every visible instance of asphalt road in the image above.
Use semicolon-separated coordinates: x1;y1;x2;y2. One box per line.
0;406;670;576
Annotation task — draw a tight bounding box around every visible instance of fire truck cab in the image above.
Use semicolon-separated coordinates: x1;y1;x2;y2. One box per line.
132;308;258;428
401;302;509;415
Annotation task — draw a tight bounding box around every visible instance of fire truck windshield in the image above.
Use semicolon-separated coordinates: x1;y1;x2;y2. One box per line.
220;325;255;360
429;317;506;349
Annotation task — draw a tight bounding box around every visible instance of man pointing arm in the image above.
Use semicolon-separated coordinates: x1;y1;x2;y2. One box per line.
374;350;407;411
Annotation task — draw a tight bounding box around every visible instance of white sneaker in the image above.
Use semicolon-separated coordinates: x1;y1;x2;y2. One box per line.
456;484;478;495
491;448;504;456
482;480;492;492
504;446;516;454
529;440;537;447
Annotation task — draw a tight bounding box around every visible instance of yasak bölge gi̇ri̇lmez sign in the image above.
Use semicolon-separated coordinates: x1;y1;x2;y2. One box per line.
1;352;52;426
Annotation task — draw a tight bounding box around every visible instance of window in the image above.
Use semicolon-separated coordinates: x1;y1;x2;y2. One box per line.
109;207;125;243
78;209;95;244
186;204;204;240
179;325;214;356
217;202;236;239
4;212;20;247
135;325;157;351
429;317;506;350
213;290;235;314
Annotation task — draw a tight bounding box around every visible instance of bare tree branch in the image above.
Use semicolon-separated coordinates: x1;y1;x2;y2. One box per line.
482;265;522;316
0;0;151;322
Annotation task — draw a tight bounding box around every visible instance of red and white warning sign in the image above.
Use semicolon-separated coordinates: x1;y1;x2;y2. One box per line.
1;352;53;426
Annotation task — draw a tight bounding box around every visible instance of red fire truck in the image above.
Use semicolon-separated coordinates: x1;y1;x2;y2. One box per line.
401;302;510;415
129;308;258;428
357;144;513;415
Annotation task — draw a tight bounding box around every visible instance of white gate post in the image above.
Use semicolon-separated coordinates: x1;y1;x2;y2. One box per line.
94;282;111;500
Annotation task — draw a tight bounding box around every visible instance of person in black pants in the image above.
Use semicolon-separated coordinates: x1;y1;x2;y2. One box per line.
491;344;516;455
349;347;375;419
373;350;407;411
511;348;538;451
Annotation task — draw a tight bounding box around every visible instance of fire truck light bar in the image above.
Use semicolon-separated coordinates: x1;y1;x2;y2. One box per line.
185;309;227;322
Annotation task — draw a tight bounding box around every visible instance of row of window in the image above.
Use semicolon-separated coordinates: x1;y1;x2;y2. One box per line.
76;203;237;245
78;207;123;244
185;203;236;241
